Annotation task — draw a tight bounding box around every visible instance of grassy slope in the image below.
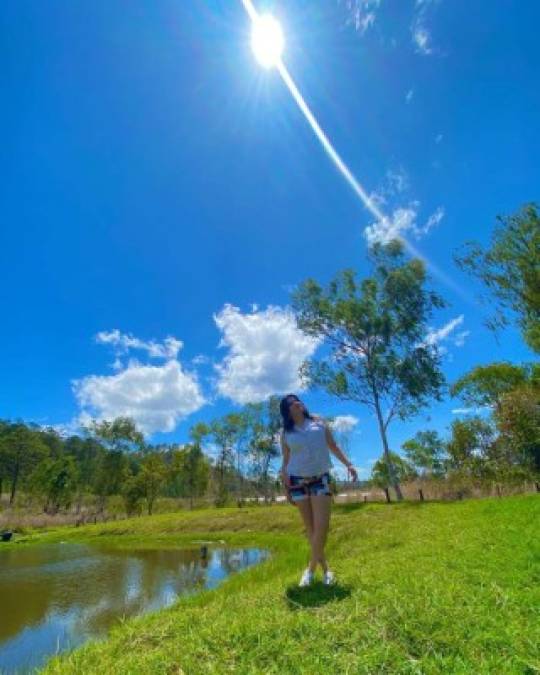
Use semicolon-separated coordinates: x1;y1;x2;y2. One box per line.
31;495;540;674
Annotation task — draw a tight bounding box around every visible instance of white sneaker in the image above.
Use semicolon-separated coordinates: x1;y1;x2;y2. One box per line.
299;568;314;587
323;570;336;586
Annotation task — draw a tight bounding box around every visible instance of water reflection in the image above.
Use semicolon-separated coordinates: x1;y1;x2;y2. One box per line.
0;544;269;673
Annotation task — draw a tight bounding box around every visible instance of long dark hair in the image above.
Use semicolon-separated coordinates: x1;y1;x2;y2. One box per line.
280;394;313;433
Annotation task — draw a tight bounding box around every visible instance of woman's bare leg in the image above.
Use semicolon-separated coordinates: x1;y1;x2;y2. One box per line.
310;495;332;573
295;498;316;571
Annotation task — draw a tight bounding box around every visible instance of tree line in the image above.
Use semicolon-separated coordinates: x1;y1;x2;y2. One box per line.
1;203;538;513
0;397;285;514
372;360;540;501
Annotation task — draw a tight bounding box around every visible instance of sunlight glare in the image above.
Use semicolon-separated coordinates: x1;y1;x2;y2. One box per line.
240;0;466;299
251;14;284;68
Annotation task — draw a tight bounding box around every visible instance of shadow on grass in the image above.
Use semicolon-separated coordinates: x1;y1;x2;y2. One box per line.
285;582;351;610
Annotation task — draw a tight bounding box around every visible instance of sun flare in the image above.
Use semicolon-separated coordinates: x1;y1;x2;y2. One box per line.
251;14;284;69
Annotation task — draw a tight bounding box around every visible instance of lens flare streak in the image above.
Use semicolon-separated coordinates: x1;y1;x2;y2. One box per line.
241;0;466;298
276;62;385;225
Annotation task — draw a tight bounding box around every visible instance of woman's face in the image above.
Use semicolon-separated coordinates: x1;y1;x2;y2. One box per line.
288;398;305;416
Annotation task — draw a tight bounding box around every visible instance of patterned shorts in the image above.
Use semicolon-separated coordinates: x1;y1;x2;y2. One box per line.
288;472;332;503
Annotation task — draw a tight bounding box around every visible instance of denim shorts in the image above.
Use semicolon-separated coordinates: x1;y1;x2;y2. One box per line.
288;472;332;503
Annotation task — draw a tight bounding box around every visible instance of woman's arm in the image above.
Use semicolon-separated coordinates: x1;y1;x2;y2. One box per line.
324;425;359;482
280;434;295;504
280;432;290;481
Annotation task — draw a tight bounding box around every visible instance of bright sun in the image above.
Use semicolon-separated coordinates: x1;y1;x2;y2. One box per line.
251;14;285;68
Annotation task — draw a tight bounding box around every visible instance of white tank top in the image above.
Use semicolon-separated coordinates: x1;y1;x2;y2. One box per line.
283;417;332;477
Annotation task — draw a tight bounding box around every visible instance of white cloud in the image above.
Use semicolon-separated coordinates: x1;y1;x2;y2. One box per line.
386;168;409;194
453;330;470;347
360;11;376;33
368;190;387;210
213;304;319;405
364;205;417;246
405;88;414;104
343;0;382;34
364;202;445;246
425;315;464;346
111;357;123;371
413;26;432;54
96;329;182;360
364;171;444;246
423;206;445;233
451;406;490;415
412;0;441;55
73;358;205;436
435;133;443;144
192;354;211;366
371;168;409;206
331;415;360;433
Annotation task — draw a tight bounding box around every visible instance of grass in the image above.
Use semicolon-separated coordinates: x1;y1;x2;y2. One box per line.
6;495;539;674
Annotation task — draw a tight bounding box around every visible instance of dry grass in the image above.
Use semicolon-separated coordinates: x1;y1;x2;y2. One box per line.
2;480;538;532
334;479;540;504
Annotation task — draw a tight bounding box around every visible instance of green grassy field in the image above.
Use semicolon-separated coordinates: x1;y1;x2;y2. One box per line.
16;495;540;674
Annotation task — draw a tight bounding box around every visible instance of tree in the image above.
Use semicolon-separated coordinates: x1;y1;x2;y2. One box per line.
451;362;530;412
93;449;129;509
168;442;210;508
370;452;414;502
64;435;104;512
402;430;446;478
292;240;446;500
209;414;246;506
229;412;250;505
122;474;145;516
38;427;65;459
445;417;496;486
494;385;540;475
185;443;210;508
455;203;540;353
87;417;144;454
137;452;167;515
86;417;144;511
245;396;281;502
0;419;10;497
28;455;79;514
0;424;49;504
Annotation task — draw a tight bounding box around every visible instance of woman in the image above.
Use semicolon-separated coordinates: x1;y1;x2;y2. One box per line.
280;394;358;587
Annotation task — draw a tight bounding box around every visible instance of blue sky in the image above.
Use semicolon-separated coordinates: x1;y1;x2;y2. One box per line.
1;0;538;477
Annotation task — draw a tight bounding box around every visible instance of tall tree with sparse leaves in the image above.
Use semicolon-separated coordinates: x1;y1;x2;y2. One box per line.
208;414;246;506
245;396;282;502
292;240;446;500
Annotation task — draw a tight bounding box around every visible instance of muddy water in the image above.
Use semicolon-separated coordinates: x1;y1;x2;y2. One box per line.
0;543;269;673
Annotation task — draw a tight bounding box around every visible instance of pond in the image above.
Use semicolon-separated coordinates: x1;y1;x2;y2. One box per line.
0;543;269;673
